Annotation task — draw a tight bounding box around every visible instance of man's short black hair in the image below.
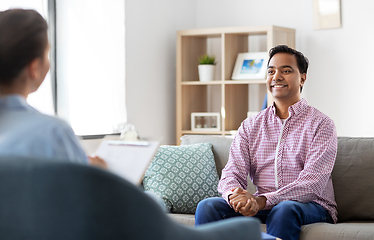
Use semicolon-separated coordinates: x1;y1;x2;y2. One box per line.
268;45;309;74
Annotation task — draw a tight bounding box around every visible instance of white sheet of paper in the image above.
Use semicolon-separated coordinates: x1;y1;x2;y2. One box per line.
95;140;159;185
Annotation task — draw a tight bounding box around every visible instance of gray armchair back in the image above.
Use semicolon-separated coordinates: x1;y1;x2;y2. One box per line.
0;156;262;240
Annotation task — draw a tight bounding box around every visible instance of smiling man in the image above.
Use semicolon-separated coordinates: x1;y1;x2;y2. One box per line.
195;45;338;240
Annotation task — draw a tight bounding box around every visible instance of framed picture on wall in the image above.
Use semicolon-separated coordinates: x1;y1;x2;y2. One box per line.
313;0;341;30
231;52;268;80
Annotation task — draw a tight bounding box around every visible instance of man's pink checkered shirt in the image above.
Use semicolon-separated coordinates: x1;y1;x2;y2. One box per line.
218;99;338;223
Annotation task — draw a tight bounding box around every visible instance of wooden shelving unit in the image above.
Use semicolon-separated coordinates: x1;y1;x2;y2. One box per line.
176;26;295;144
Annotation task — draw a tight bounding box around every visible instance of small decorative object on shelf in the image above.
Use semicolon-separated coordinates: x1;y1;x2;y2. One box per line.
198;54;216;82
191;112;220;131
232;52;268;80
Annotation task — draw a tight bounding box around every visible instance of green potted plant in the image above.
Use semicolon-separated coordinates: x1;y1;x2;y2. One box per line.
198;54;216;82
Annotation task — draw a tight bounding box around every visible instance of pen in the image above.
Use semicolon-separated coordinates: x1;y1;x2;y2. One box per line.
107;140;150;147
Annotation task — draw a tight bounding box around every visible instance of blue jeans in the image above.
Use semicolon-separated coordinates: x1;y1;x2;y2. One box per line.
195;197;333;240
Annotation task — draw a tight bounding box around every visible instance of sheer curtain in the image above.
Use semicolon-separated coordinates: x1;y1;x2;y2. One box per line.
0;0;54;116
56;0;126;136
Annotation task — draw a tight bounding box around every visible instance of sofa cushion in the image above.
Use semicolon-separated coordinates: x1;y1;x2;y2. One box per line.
143;143;220;214
180;135;257;194
180;135;233;177
332;137;374;222
299;222;374;240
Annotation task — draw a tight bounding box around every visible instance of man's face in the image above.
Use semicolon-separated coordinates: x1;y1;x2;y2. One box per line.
266;53;306;104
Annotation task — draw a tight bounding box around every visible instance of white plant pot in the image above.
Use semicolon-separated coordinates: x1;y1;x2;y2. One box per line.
198;65;215;82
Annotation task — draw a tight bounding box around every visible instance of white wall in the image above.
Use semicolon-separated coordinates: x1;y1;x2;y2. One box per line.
126;0;374;144
125;0;195;144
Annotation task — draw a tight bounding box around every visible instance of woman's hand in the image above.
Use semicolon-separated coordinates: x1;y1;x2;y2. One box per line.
88;155;108;169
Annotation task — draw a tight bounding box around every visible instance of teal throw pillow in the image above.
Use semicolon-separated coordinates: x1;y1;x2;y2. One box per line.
143;143;220;214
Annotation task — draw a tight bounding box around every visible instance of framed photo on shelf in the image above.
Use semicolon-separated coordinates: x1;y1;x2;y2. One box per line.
191;112;220;132
231;52;268;80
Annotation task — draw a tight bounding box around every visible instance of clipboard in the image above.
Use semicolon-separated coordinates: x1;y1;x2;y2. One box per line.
95;140;159;185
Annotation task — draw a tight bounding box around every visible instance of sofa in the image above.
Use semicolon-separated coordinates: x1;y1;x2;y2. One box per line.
166;135;374;240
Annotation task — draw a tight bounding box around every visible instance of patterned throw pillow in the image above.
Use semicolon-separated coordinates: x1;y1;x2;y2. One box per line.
143;143;220;214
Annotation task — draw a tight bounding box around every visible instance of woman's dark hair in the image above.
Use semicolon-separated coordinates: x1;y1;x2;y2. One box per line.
268;45;309;92
0;9;48;85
